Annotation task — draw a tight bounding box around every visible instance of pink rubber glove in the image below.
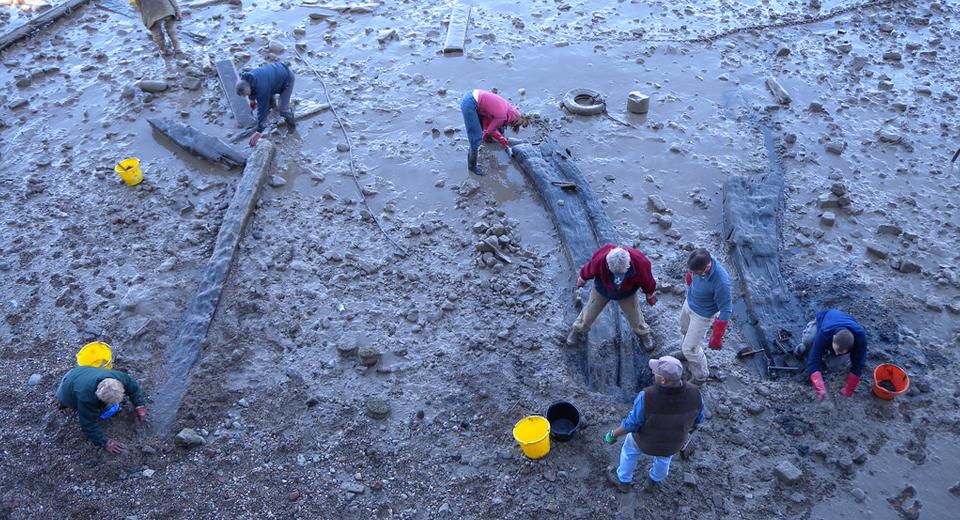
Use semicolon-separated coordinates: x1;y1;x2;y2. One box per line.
249;132;261;147
685;271;692;286
135;405;148;423
646;293;657;306
810;371;827;402
841;373;860;397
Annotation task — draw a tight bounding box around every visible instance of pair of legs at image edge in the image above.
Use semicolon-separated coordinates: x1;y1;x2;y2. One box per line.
607;434;671;492
567;287;654;351
150;16;181;56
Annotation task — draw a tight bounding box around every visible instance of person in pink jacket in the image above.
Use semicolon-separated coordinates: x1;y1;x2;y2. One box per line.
460;89;530;175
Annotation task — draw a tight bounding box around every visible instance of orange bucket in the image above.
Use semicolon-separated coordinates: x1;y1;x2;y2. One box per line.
872;364;909;400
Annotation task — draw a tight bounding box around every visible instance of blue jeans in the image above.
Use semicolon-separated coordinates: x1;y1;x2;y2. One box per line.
617;433;673;483
460;92;482;151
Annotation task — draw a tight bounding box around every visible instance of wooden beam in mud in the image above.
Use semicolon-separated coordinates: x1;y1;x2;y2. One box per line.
214;58;258;129
512;139;650;401
151;141;276;434
722;122;806;377
0;0;92;53
148;118;248;169
442;4;471;54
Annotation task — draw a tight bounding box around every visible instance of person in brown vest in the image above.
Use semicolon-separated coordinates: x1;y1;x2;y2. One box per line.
603;355;705;492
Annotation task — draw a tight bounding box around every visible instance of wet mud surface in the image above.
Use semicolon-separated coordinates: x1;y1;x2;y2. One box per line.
1;0;959;518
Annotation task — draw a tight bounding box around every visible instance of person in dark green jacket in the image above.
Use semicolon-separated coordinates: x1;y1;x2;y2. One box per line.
55;366;148;454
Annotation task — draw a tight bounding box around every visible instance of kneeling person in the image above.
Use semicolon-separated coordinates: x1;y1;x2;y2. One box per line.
56;366;147;454
796;308;868;401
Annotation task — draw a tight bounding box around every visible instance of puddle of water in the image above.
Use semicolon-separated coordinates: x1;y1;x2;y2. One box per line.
810;433;960;520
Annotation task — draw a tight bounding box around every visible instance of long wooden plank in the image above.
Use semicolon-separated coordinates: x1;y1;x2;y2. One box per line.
722;124;802;376
214;58;257;129
151;141;276;433
0;0;92;52
513;140;649;401
442;4;471;54
148;118;248;169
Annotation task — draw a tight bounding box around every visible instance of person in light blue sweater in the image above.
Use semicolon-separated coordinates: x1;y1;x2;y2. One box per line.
679;248;732;382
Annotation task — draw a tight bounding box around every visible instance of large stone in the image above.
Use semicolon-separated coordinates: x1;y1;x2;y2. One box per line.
878;224;902;236
365;397;391;419
648;194;669;213
627;91;650;114
357;346;381;366
27;373;42;386
138;80;169;93
174;428;205;447
820;212;836;227
774;461;803;484
898;260;921;274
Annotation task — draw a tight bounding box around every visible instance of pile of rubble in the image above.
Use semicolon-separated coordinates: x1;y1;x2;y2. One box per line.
472;208;522;269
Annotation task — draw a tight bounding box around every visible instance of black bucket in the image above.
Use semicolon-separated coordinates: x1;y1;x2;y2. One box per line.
546;401;581;442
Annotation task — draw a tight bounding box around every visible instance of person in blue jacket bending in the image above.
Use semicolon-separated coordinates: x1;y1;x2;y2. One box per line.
795;309;868;401
236;62;296;147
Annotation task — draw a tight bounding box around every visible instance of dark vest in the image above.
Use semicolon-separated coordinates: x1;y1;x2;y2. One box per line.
631;383;702;457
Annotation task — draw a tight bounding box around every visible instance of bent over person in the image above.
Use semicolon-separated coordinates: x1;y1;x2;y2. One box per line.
459;89;531;176
137;0;182;57
236;62;296;147
56;366;147;454
796;309;868;401
566;244;657;351
603;355;705;493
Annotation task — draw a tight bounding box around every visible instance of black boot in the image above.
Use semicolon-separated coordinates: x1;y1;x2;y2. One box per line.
468;149;483;176
283;113;296;132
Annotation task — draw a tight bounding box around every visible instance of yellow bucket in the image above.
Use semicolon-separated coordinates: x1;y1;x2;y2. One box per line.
77;342;113;369
115;158;143;186
513;415;550;459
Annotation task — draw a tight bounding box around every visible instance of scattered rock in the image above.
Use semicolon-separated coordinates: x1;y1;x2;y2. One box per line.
774;461;803;484
8;98;28;110
269;175;287;188
341;482;366;494
820;212;836;227
829;182;847;197
878;224;903;236
27;373;43;386
866;245;889;259
825;142;845;155
336;143;350;152
142;469;155;478
137;80;168;93
883;51;902;61
267;41;286;54
365;397;391;419
648;194;669;213
174;428;205;448
357;346;381;366
288;489;300;501
898;260;921;274
775;46;791;57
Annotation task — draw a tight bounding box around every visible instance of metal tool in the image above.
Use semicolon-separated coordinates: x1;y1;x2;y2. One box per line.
768;365;801;372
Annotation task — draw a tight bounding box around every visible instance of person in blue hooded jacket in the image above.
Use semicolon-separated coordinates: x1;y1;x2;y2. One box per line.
795;309;868;401
236;62;296;147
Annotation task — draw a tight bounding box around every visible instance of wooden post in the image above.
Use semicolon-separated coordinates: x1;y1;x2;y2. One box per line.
215;58;258;129
0;0;93;53
442;4;471;54
151;141;276;434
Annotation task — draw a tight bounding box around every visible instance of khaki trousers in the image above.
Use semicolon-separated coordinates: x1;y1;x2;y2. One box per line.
149;16;180;54
572;287;650;336
679;299;715;380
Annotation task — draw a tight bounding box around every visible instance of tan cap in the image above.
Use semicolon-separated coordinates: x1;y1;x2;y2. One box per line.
649;356;683;381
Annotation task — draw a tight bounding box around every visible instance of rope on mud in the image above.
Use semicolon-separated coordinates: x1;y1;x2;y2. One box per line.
633;0;904;44
293;47;408;257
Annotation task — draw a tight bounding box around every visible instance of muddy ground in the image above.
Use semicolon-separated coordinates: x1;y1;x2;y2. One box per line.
1;0;959;518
